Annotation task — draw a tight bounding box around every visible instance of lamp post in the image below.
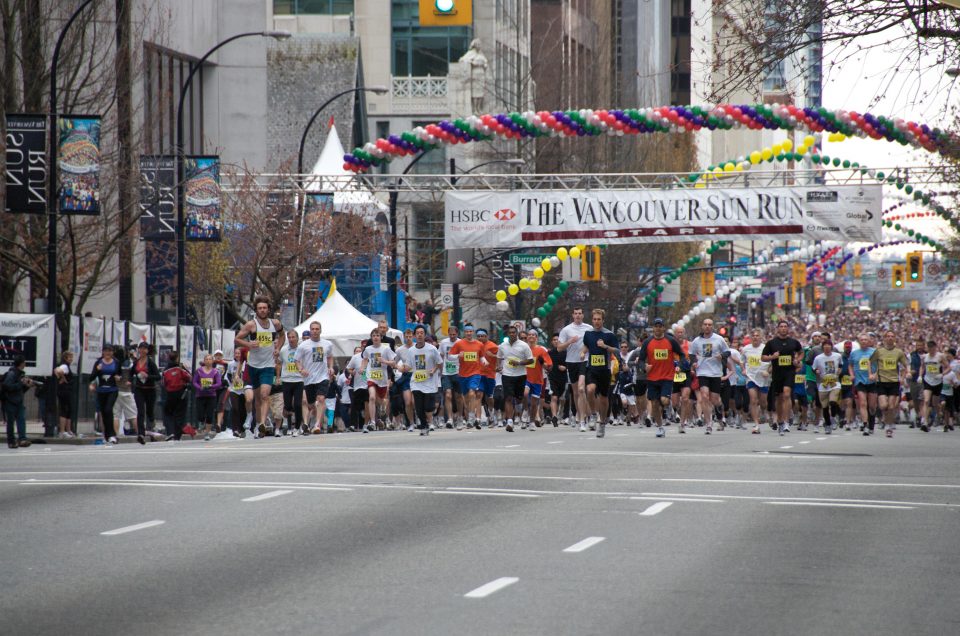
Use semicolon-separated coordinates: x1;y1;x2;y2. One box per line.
175;30;290;342
294;85;387;322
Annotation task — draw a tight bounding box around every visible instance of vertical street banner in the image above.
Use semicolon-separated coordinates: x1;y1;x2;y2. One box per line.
57;115;101;215
179;325;195;370
4;114;47;214
81;316;104;374
0;313;55;376
219;329;235;360
184;155;222;241
154;325;176;368
127;322;151;347
139;155;176;240
68;315;82;373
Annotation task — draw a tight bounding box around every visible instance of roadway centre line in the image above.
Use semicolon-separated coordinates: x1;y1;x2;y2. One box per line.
432;491;540;498
642;492;956;508
464;577;519;598
626;496;724;503
763;501;913;510
503;445;521;449
799;441;812;445
780;446;794;449
816;437;828;441
563;537;605;553
548;441;564;445
242;490;293;502
639;502;673;516
101;520;165;536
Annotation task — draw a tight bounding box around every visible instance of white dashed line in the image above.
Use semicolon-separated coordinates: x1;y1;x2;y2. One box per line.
763;501;913;510
799;441;812;445
101;520;165;536
548;441;564;445
242;490;294;502
816;437;828;441
780;446;794;449
503;445;520;449
433;491;540;498
627;496;724;503
464;577;519;598
563;536;605;553
639;502;673;516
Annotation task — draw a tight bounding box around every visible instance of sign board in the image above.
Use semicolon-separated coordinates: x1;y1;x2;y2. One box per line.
744;288;762;297
440;283;454;307
717;268;757;278
4;114;47;214
445;185;883;248
509;253;552;266
562;256;582;282
0;313;55;376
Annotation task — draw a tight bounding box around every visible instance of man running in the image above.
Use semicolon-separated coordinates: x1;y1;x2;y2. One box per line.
394;329;417;431
477;329;499;427
920;339;946;432
761;320;804;435
398;326;442;435
278;330;304;436
449;324;487;428
670;326;693;431
524;329;552;427
557;307;593;432
741;328;771;434
869;330;909;438
498;325;534;432
295;320;335;434
689;318;729;434
850;333;878;434
636;318;686;438
359;329;397;432
812;339;843;434
438;326;462;428
234;296;283;436
546;334;567;427
581;309;620;437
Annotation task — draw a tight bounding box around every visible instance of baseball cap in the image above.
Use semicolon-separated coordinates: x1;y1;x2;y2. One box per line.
652;318;665;326
137;342;149;349
302;330;310;338
214;349;223;355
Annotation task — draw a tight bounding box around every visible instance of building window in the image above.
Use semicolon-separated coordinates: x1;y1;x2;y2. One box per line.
143;43;204;155
273;0;354;14
392;0;471;76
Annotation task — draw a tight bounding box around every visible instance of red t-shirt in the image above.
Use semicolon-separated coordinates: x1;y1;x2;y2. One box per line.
450;338;486;377
525;345;553;385
641;336;685;382
480;341;499;379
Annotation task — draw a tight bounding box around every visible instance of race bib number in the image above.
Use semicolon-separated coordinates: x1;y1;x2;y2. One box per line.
794;374;806;385
927;363;940;374
591;354;606;367
200;378;213;389
841;376;853;386
286;362;299;374
413;370;428;383
463;351;478;362
444;361;457;374
748;356;761;368
673;372;687;383
654;349;668;360
256;331;273;347
232;378;243;390
882;358;897;371
778;355;793;367
822;374;837;388
859;359;870;371
368;370;384;381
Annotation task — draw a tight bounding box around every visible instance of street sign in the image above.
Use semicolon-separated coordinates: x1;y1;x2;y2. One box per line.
562;256;582;282
744;288;762;297
717;268;757;278
440;283;454;307
509;253;552;266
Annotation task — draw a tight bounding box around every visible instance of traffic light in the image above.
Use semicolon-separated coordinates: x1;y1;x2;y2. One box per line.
581;246;601;281
907;252;923;283
892;264;906;288
853;262;862;278
792;263;806;287
700;270;715;296
785;285;795;304
419;0;472;25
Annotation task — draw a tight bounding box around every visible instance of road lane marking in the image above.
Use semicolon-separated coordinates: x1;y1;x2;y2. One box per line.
780;446;793;449
547;441;564;444
563;537;605;553
626;496;724;503
503;445;521;449
816;437;828;441
242;490;293;502
464;577;519;598
763;501;913;510
432;491;540;498
799;441;812;445
639;502;673;516
644;492;941;507
101;520;165;536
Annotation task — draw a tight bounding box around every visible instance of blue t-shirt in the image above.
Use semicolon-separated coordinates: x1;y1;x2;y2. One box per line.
582;329;620;369
94;358;120;393
849;347;876;385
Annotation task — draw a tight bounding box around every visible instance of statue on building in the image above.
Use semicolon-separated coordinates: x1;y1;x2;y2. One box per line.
459;39;487;113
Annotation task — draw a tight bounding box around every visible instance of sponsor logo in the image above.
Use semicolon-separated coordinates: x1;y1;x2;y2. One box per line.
806;191;839;203
494;208;516;221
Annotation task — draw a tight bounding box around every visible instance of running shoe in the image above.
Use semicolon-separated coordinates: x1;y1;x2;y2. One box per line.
778;423;785;436
108;436;118;445
679;423;686;434
885;428;894;438
752;425;760;435
920;423;929;433
644;416;653;428
597;422;606;438
579;422;587;433
655;426;665;438
505;420;514;433
705;425;712;435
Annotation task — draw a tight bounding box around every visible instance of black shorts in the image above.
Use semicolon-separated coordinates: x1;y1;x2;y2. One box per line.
855;383;876;395
923;382;942;396
566;362;586;384
633;380;647;396
502;375;526;401
57;391;72;419
841;382;853;400
698;375;723;395
548;375;566;399
585;367;611;397
770;374;794;395
305;380;330;405
350;387;368;406
877;382;901;397
412;390;436;413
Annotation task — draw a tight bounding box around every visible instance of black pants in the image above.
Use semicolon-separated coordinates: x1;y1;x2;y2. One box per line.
229;392;247;433
96;392;118;439
163;389;188;440
282;382;304;428
134;387;156;436
349;388;367;429
413;390;436;430
196;395;216;428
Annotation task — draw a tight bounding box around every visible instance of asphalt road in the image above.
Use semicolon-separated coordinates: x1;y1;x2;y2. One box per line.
2;422;959;636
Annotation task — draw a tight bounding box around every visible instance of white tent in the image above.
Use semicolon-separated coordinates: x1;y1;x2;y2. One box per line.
305;119;388;220
295;281;402;357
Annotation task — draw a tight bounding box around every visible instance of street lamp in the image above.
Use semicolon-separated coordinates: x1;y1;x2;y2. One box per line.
294;84;388;322
387;150;434;328
175;30;290;341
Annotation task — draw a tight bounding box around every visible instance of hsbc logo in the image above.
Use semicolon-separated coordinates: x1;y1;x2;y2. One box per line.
494;208;516;221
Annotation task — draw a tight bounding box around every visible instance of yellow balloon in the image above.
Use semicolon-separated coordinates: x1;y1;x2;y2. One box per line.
796;144;808;155
771;143;783;155
556;247;568;261
519;278;530;290
576;244;587;253
761;148;773;161
781;139;793;151
508;284;519;296
734;164;744;172
495;290;507;302
541;258;552;272
836;133;846;142
712;167;723;176
749;151;762;164
694;181;706;189
533;267;544;279
569;246;581;259
529;279;541;291
803;135;816;147
723;163;735;173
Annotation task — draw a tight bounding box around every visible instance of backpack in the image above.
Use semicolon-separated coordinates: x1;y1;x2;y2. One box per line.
162;366;188;393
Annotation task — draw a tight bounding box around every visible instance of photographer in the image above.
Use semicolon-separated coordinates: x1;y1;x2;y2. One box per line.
3;355;34;448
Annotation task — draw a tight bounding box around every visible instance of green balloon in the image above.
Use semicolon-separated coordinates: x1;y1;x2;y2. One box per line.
548;294;558;304
640;299;649;307
536;307;547;318
558;280;569;291
655;285;665;293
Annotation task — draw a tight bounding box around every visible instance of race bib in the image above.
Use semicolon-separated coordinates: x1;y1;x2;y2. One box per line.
256;331;273;347
822;374;837;387
286;362;299;374
859;359;870;371
413;370;428;383
200;378;213;389
673;372;687;383
882;358;897;371
463;351;478;362
841;376;853;386
748;356;761;368
444;361;457;374
794;374;806;385
927;363;940;374
591;354;606;367
778;355;793;366
368;370;384;381
654;349;668;360
526;358;537;368
232;378;243;390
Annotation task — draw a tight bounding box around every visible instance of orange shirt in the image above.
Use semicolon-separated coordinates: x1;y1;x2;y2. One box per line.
480;341;499;379
642;336;685;382
450;338;486;377
525;344;553;385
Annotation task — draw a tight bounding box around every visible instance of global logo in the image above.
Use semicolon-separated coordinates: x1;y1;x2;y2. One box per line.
494;208;516;221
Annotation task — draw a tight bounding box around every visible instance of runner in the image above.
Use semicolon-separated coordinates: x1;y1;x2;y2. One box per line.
670;325;693;432
449;324;487;428
193;353;223;440
919;339;946;432
524;329;553;427
226;348;252;437
345;345;367;432
616;341;639;426
909;338;927;425
497;324;534;432
869;330;909;438
359;329;397;432
398;325;442;435
234;296;283;437
212;349;230;432
761;320;804;436
278;330;304;437
89;344;121;444
546;334;567;427
941;350;957;432
477;329;499;427
557;307;593;432
582;309;621;438
728;336;749;429
840;341;855;431
849;332;878;434
812;339;843;434
636;318;686;438
802;331;824;431
741;328;771;434
438;325;462;429
689;318;729;434
295;320;335;434
394;329;417;431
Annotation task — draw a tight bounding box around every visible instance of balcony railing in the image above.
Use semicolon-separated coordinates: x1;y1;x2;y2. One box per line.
391;76;448;113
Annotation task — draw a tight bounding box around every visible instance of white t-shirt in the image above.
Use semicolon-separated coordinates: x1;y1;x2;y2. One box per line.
922;353;945;386
279;344;303;383
559;321;593;364
402;343;442;393
439;337;460;376
812;351;843;393
740;344;769;386
295;338;334;385
362;344;395;387
247;317;277;369
690;334;728;378
337;372;351;404
226;360;249;394
728;349;746;386
346;354;366;390
498;339;534;377
942;371;956;396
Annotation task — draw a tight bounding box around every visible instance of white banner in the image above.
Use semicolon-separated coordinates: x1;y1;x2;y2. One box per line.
68;315;82;373
179;326;195;370
111;319;125;348
0;313;55;376
155;325;176;368
444;185;882;248
128;322;151;347
214;329;235;360
81;317;104;374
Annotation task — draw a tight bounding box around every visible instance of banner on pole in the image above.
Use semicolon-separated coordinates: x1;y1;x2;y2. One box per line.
138;155;176;240
444;185;883;249
68;315;82;373
57;115;101;215
81;316;104;374
0;313;55;376
179;326;195;370
184;156;221;241
4;114;47;214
